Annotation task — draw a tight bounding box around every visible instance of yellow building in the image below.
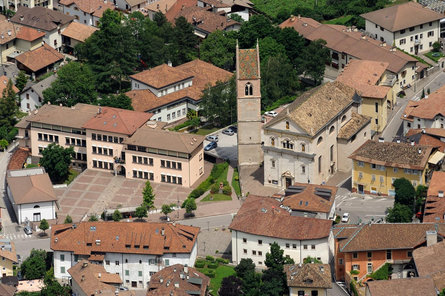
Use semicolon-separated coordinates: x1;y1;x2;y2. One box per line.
337;60;396;134
0;238;18;278
349;140;434;196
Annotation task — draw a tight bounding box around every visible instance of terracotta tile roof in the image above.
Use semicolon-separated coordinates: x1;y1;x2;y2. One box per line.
59;0;115;16
349;140;433;170
0;76;19;95
265;81;358;137
51;221;200;256
338;223;445;252
141;0;177;14
147;264;210;296
0;20;18;45
126;0;147;8
401;100;417;122
124;124;204;154
405;132;445;153
336;60;391;99
423;172;445;223
15;44;64;72
284;264;332;289
130;64;193;89
164;0;197;21
15;25;45;41
282;182;337;214
0;238;18;263
68;260;134;296
281;17;416;74
414;240;445;279
402;85;445;120
237;48;259;80
23;103;99;129
175;59;232;89
199;0;230;8
361;2;442;32
332;224;359;239
11;6;74;32
0;283;15;296
337;112;371;140
366;277;436;296
127;88;201;112
279;16;322;36
428;171;445;197
229;195;332;240
7;147;30;170
82;106;153;136
6;173;57;205
61;22;97;42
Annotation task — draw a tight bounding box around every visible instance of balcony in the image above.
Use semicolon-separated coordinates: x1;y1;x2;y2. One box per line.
414;39;421;45
114;157;125;164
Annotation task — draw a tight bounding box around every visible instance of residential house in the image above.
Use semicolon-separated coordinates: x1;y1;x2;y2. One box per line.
0;76;19;95
361;2;442;55
51;221;200;289
126;59;232;123
0;63;20;82
333;223;445;284
284;264;332;296
14;44;64;78
10;7;74;51
365;278;436;296
197;0;253;21
0;238;18;278
61;22;97;54
20;74;56;112
6;168;57;223
16;103;205;187
349;140;437;196
263;81;371;188
59;0;115;27
423;171;445;222
413;240;445;291
68;260;134;296
404;128;445;153
280;16;419;95
147;264;210;296
336;60;393;134
402;84;445;135
114;0;147;12
229;195;334;267
138;0;177;20
281;183;337;220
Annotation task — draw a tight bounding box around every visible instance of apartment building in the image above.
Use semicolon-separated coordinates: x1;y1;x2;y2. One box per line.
20;74;57;112
15;103;205;187
349;140;437;196
263;81;371;187
361;2;442;55
51;221;200;289
280;16;418;95
229;195;333;267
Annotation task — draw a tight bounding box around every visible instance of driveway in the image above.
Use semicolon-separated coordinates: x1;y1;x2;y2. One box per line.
204;129;238;163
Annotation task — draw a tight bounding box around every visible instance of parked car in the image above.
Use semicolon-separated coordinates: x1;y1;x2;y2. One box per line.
204;141;217;151
229;126;237;133
24;226;32;235
119;286;129;291
206;135;219;142
17;254;21;264
264;111;278;117
341;213;350;223
222;129;235;136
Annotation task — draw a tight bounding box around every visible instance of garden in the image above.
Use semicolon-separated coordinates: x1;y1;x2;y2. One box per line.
195;256;235;295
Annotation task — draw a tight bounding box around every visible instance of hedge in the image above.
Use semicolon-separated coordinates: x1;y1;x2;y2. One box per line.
206;255;215;262
187;162;229;199
222;185;232;195
204;270;215;278
208;262;218;269
210;180;229;194
216;258;229;264
195;261;205;268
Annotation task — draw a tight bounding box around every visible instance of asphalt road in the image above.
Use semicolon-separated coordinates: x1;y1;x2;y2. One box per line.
204;129;238;163
178;213;234;230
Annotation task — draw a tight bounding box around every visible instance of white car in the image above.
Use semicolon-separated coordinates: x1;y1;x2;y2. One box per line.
264;111;278;117
341;213;350;223
206;135;219;142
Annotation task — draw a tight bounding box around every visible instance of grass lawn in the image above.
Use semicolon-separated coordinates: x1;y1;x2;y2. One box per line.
425;51;445;62
231;167;241;196
192;127;219;136
201;193;232;202
25;163;39;168
65;168;80;185
197;264;236;295
216;164;229;183
323;15;353;25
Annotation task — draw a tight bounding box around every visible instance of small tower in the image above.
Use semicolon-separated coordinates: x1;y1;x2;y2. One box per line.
236;41;262;168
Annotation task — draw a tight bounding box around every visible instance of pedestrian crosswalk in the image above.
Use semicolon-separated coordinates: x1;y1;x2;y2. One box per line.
2;233;32;240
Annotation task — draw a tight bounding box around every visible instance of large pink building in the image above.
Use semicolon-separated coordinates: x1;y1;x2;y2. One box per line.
15;103;205;187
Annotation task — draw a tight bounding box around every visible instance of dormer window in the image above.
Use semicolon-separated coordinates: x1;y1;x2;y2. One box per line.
245;82;253;96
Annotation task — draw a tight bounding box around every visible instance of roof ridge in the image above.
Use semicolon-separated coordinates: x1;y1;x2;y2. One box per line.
339;224;364;252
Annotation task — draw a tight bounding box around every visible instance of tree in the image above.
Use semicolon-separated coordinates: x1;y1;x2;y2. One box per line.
200;30;237;71
134;205;147;220
275;27;306;73
394;178;416;209
258;37;286;63
235;258;256;279
238;15;278;48
302;39;331;85
234;258;261;296
200;75;236;127
43;62;96;107
0;139;8;151
433;41;441;52
112;209;122;221
15;71;28;91
39;144;74;184
142;181;155;209
184;198;197;214
64;215;72;224
386;203;413;223
21;249;47;280
303;256;322;264
219;275;243;296
169;16;199;65
0;79;19;129
88;215;98;221
161;204;173;218
95;93;133;110
261;242;294;296
41;267;70;296
39;219;49;234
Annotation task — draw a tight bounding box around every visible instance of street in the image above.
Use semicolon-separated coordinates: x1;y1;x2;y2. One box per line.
178;213;234;230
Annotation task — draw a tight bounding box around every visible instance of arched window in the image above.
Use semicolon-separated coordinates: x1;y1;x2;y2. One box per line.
341;115;347;123
301;143;305;152
329;126;335;134
317;136;323;145
34;205;40;208
285;121;290;130
245;83;253;96
282;140;294;150
271;137;275;146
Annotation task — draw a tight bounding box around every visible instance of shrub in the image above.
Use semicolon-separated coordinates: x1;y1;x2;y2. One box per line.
350;270;359;275
204;270;215;278
210;183;220;194
334;215;341;225
222;185;232;195
188;177;213;199
369;263;392;280
173;120;193;131
206;255;215;262
208;262;218;269
350;280;359;296
210;162;228;179
195;261;205;268
216;257;229;264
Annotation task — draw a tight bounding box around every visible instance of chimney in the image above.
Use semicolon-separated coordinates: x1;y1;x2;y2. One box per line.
81;275;85;281
161;228;165;236
98;273;101;278
20;15;24;21
411;140;415;146
98;107;102;114
396;139;401;144
439;191;444;198
174;282;179;288
426;230;438;246
168;60;172;67
418;148;422;154
378;137;384;143
422;129;426;134
184;266;188;273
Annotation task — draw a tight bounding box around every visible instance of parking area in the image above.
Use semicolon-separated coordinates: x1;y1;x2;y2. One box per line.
204;128;238;163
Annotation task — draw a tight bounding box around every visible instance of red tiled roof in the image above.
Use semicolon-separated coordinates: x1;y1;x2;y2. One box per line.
7;147;30;170
0;75;19;95
402;85;445;120
282;183;337;214
423;172;445;223
15;44;64;72
61;22;97;42
130;64;193;89
15;26;45;41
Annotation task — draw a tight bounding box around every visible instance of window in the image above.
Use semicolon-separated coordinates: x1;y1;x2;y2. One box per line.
125;270;129;276
330;145;334;162
271;160;275;168
428;30;434;37
367;263;373;274
367;252;372;258
329;126;335;134
380;176;384;184
243;238;247;243
61;267;65;274
375;118;379;126
106;260;110;265
339;258;343;265
243;249;247;254
165;259;169;266
429;21;433;26
116;261;120;265
286;243;290;248
341;115;347;123
301;166;305;174
420;33;423;39
252;250;256;255
375;102;379;113
293;244;297;249
270;137;275;146
258;240;262;245
304;245;308;249
409;26;415;32
60;254;65;262
301;143;305;152
138;271;142;277
258;251;262;256
352;264;359;270
245;83;253;96
399;38;406;45
357;161;364;167
282;140;294;149
317;137;323;145
420;24;423;29
407;251;413;257
353;252;358;259
386;250;392;260
318;156;322;173
410;47;413;53
400;29;405;34
311;291;318;296
285;121;289;129
311;245;315;250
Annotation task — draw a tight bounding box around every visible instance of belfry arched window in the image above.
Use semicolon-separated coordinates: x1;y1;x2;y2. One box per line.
245;83;253;96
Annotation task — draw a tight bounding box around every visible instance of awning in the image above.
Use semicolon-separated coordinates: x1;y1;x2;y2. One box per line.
428;151;445;165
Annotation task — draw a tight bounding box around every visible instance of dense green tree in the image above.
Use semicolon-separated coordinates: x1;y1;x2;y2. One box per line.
302;39;331;85
394;178;416;209
134;205;148;220
95;93;133;110
184;198;197;214
303;256;322;264
88;215;98;221
21;249;47;280
0;139;8;150
64;215;73;224
235;258;261;296
0;79;19;129
275;27;306;73
15;71;28;91
40;144;74;184
161;204;173;218
169;16;199;65
39;219;49;234
261;242;294;296
199;75;236;127
219;275;243;296
235;258;256;279
142;181;155;209
238;15;278;48
258;37;286;63
200;30;237;71
112;209;122;221
415;185;428;213
43;62;96;106
41;267;70;296
386;203;413;223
